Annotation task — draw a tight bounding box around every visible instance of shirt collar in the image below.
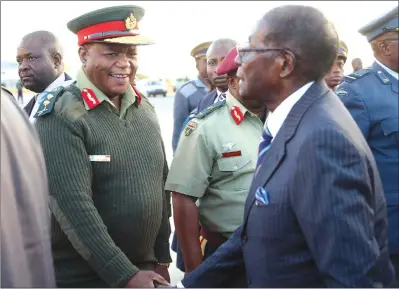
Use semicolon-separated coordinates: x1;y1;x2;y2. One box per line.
194;77;206;88
216;89;226;96
266;81;314;138
375;58;398;80
225;91;248;116
75;67;137;110
35;73;65;102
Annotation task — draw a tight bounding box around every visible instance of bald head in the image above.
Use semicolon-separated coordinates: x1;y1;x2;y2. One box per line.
17;31;64;93
206;38;237;92
351;58;363;71
21;30;64;59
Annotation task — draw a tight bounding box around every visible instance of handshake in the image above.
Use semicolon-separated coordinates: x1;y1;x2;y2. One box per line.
124;266;180;288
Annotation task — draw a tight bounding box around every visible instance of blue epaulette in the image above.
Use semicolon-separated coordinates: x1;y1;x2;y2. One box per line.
343;69;370;83
194;100;226;119
34;86;65;118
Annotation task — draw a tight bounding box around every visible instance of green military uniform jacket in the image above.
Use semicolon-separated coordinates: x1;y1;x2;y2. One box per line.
34;68;171;288
166;92;264;238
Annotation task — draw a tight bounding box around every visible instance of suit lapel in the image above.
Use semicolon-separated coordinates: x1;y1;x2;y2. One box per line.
243;80;329;223
64;72;72;81
23;96;36;115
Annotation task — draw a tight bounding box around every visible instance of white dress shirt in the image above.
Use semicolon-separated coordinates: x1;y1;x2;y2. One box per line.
375;58;398;80
29;73;74;123
213;89;226;103
266;81;315;141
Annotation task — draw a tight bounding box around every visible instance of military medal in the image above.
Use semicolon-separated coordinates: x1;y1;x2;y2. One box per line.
88;155;111;162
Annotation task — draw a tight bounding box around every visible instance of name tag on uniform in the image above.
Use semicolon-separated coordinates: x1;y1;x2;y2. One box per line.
222;150;242;158
89;155;111;162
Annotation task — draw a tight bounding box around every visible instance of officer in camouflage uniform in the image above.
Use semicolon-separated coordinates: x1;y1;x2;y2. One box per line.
172;41;212;153
166;47;267;285
336;6;398;281
33;5;171;288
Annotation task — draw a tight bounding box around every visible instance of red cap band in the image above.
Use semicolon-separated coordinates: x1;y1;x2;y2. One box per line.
77;21;139;45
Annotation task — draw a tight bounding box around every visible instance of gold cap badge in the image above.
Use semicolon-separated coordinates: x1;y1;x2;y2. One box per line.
125;13;137;30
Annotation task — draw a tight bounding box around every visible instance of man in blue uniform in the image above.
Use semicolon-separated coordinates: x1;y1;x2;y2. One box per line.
172;42;212;153
336;6;398;280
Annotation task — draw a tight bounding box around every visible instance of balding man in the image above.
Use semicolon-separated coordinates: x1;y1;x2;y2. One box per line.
16;30;73;122
178;4;396;287
337;6;398;281
351;57;363;72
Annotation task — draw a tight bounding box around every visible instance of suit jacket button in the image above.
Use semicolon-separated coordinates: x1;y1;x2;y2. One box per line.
242;235;248;243
247;279;252;286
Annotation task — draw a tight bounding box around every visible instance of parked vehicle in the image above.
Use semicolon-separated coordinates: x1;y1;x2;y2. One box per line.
136;79;168;97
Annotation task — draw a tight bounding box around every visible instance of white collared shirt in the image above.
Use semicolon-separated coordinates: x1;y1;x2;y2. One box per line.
29;73;74;123
213;89;226;103
266;81;315;141
375;58;398;80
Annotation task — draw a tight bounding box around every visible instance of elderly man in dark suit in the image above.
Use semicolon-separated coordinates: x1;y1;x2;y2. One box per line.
176;5;397;288
16;30;72;121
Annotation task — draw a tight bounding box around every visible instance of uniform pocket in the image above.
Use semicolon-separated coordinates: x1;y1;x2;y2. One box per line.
217;156;251;172
381;117;398;136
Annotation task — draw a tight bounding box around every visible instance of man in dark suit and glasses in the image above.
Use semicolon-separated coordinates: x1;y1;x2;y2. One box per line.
16;30;72;122
176;5;397;288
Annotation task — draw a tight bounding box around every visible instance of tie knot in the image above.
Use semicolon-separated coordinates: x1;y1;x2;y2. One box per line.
218;93;226;101
261;127;273;142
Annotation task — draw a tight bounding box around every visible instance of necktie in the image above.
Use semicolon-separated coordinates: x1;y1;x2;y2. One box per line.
256;126;273;167
218;93;226;102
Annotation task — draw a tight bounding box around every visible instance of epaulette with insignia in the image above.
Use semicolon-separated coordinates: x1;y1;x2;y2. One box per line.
375;70;391;85
180;81;196;98
343;69;370;83
194;100;226;119
34;86;65;118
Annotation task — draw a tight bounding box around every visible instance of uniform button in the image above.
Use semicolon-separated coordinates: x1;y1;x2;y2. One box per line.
125;122;130;128
234;166;238;170
247;279;252;286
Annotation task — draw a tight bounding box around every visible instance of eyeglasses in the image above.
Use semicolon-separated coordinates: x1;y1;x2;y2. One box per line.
236;43;298;64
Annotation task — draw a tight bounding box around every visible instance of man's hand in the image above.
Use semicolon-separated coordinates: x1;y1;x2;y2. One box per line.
154;264;171;283
125;271;169;288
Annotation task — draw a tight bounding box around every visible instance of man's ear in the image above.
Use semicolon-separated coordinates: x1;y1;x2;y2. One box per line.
78;45;89;66
53;52;62;69
279;50;296;78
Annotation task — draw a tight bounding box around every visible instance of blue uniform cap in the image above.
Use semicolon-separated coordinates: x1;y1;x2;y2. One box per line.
358;6;398;42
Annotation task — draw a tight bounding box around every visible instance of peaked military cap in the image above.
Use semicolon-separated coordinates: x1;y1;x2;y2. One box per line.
190;41;212;59
216;47;238;76
358;6;398;42
337;40;348;61
67;5;153;46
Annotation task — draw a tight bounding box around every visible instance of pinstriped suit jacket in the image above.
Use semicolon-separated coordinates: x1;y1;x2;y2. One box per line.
182;80;397;287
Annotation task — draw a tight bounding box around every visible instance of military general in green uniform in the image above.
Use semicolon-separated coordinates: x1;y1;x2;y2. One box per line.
33;6;171;288
166;47;268;284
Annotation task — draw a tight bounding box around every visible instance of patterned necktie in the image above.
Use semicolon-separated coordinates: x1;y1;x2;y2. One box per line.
256;126;273;167
218;92;226;102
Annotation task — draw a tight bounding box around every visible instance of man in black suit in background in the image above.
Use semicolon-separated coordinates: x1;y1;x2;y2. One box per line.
16;30;72;122
177;5;397;288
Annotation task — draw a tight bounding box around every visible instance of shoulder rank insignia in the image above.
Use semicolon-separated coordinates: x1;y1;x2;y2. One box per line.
376;70;391;84
184;120;198;136
34;86;65;118
81;88;100;110
343;69;370;83
230;106;244;125
335;88;349;97
195;100;226;119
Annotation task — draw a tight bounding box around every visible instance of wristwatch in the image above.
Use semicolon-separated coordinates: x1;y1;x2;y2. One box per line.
157;263;170;268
